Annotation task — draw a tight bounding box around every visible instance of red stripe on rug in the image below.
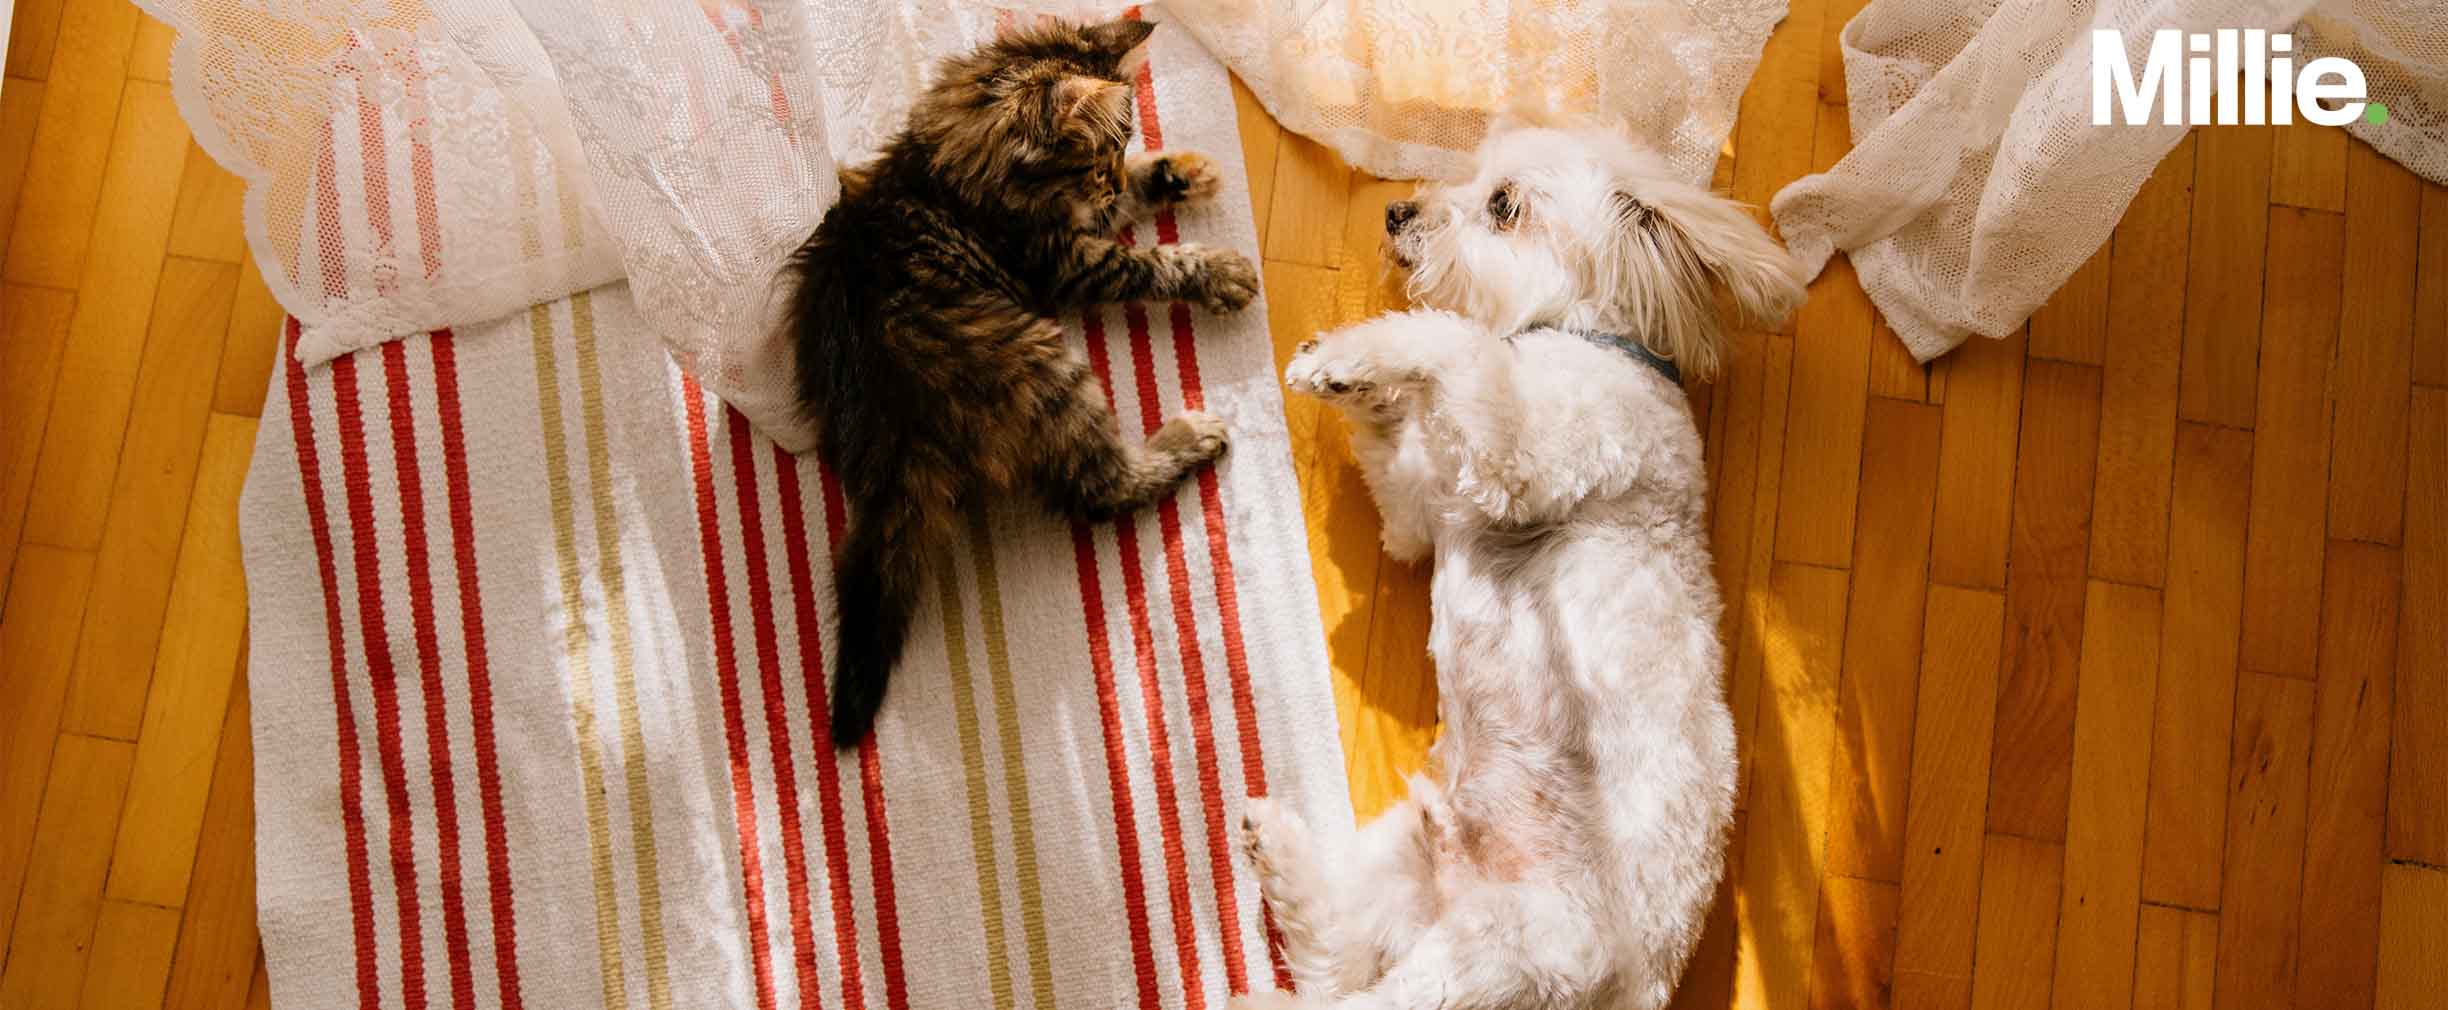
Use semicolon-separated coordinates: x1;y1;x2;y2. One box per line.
383;339;478;1010
331;350;429;1010
819;470;910;1010
774;448;870;1010
729;413;823;1008
1075;307;1164;1010
1129;37;1291;990
284;319;382;1010
1107;302;1210;1010
684;379;780;1010
431;331;525;1009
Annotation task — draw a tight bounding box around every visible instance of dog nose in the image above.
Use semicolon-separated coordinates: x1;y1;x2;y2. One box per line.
1385;200;1419;235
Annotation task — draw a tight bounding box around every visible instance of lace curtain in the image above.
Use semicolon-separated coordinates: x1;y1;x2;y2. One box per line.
141;0;1789;445
1171;0;1790;183
1770;0;2448;360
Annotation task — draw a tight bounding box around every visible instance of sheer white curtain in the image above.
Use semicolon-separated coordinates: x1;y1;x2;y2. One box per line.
1172;0;1790;184
1771;0;2447;360
141;0;1789;445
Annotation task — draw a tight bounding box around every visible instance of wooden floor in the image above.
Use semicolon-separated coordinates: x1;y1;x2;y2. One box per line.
2;1;2444;1007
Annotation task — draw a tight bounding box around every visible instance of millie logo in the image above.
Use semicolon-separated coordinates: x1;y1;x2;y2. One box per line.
2092;28;2386;127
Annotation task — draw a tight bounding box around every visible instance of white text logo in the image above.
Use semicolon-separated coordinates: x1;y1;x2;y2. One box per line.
2092;29;2384;127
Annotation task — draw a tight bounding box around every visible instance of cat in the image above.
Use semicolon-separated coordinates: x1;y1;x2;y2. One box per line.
788;16;1259;749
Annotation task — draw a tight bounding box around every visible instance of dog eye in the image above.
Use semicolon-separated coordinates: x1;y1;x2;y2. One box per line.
1487;183;1520;228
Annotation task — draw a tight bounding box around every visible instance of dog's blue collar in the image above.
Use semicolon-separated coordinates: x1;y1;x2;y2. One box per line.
1512;326;1682;386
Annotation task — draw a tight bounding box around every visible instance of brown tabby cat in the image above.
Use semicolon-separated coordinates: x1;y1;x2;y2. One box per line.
789;17;1259;748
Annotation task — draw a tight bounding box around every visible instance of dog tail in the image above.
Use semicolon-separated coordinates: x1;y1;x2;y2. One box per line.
828;492;941;749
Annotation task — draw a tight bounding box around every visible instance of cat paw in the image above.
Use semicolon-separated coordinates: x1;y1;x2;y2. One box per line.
1140;152;1223;205
1185;246;1259;314
1152;411;1230;460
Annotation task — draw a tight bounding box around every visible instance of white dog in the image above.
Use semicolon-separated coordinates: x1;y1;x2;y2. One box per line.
1242;123;1807;1010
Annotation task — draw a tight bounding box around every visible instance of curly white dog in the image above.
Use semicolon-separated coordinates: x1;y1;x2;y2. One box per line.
1243;123;1807;1010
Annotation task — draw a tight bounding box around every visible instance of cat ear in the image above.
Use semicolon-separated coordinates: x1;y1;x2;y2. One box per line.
1082;17;1155;77
1047;74;1130;145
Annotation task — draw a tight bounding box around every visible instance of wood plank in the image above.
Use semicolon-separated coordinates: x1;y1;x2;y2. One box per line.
2130;905;2216;1010
61;257;239;740
103;413;256;906
2415;185;2446;388
2269;121;2347;213
2179;125;2274;428
0;734;135;1008
2027;244;2109;365
1769;99;1873;569
2049;580;2162;1010
2376;863;2448;1010
2292;541;2399;1010
246;955;271;1010
0;284;75;591
1896;970;1973;1010
1968;834;2063;1010
214;257;286;418
2212;672;2315;1010
3;0;143;287
19;81;193;550
126;11;173;84
1773;249;1873;567
1731;562;1847;1010
0;81;48;267
1730;0;1822;257
1725;335;1796;811
165;142;248;265
1827;398;1940;881
1870;315;1929;402
2139;424;2251;910
1807;876;1899;1010
0;546;96;951
1896;586;2005;984
1928;327;2027;589
1229;74;1281;250
2089;134;2193;587
1775;87;1873;565
73;899;180;1010
1262;132;1350;267
2391;388;2448;865
2240;207;2345;678
1987;360;2103;841
1336;175;1414;322
1348;548;1437;817
1669;810;1746;1010
4;0;69;78
2328;141;2420;545
162;675;258;1010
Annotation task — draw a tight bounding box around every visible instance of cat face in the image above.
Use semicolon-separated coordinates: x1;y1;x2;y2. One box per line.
911;17;1155;225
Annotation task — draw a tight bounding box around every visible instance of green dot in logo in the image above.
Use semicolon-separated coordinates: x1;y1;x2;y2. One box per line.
2366;103;2390;125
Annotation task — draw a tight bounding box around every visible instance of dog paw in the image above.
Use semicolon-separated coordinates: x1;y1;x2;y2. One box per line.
1141;152;1223;205
1152;411;1230;460
1283;341;1388;399
1182;246;1258;314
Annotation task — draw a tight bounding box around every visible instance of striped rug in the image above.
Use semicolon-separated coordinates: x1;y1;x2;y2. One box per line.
236;19;1351;1010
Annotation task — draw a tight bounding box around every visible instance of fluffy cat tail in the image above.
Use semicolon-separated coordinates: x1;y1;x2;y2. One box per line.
829;496;940;749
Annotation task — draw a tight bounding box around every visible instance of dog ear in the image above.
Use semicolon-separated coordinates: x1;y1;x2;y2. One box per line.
1602;184;1807;380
